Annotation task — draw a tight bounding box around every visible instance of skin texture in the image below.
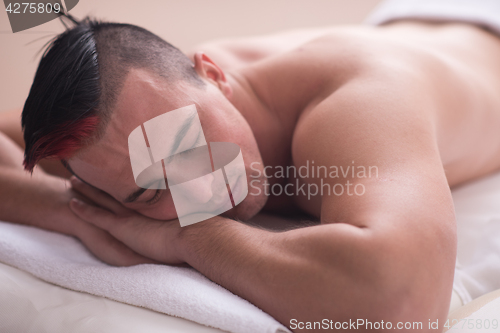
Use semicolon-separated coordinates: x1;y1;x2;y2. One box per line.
2;21;500;331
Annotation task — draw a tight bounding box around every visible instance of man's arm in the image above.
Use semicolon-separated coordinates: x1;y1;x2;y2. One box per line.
71;80;457;330
0;125;152;266
291;78;457;325
0;128;73;233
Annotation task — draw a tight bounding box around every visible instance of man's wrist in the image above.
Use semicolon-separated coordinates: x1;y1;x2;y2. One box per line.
36;177;83;237
174;215;230;264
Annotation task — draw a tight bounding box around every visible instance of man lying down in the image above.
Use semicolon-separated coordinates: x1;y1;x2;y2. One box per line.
1;0;500;331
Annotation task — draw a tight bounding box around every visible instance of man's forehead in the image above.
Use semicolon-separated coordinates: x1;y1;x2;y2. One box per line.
70;136;129;169
107;69;197;141
117;68;192;114
67;148;134;202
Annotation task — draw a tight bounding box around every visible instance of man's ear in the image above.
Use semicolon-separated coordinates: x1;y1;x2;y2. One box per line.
193;52;232;98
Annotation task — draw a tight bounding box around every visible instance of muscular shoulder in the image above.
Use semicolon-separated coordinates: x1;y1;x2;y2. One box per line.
290;73;440;215
293;73;436;161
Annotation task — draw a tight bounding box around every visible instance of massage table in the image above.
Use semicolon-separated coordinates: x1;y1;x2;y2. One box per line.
2;160;500;333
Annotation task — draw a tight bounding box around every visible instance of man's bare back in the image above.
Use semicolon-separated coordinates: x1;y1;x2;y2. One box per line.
187;21;500;217
2;19;500;331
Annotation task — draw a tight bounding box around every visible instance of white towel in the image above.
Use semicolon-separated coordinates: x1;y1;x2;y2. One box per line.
0;221;290;333
365;0;500;38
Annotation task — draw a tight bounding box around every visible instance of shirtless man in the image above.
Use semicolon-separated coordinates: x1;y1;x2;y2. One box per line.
2;4;500;331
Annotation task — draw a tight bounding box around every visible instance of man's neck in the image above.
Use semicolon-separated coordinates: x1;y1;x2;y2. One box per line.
225;63;323;171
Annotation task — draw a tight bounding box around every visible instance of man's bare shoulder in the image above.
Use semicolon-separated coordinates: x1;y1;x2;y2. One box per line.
186;26;355;71
290;74;442;215
293;67;436;152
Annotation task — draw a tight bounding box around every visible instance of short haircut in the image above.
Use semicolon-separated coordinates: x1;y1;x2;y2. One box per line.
22;15;204;172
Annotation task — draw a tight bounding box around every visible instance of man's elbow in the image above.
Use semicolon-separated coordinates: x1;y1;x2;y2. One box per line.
295;222;455;330
359;223;456;329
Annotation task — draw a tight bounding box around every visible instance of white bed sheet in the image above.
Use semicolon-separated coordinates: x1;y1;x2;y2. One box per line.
451;171;500;305
0;262;225;333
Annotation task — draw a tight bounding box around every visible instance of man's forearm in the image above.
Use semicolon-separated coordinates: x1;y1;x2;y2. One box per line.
0;168;77;235
0;131;77;236
176;217;412;328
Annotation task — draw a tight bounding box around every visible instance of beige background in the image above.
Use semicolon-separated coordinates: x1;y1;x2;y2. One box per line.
0;0;382;113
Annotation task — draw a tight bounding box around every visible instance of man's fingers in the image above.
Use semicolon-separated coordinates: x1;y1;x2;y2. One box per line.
71;199;161;266
71;198;181;264
77;221;158;266
70;176;132;216
71;197;154;253
70;198;118;230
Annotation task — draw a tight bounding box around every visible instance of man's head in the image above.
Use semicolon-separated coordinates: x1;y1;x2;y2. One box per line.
22;16;268;221
22;16;204;170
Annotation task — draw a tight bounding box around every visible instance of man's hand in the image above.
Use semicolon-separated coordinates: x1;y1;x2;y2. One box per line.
67;178;156;267
69;177;184;266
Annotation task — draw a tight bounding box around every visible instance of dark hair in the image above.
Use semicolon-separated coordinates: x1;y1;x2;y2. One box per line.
22;15;204;172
